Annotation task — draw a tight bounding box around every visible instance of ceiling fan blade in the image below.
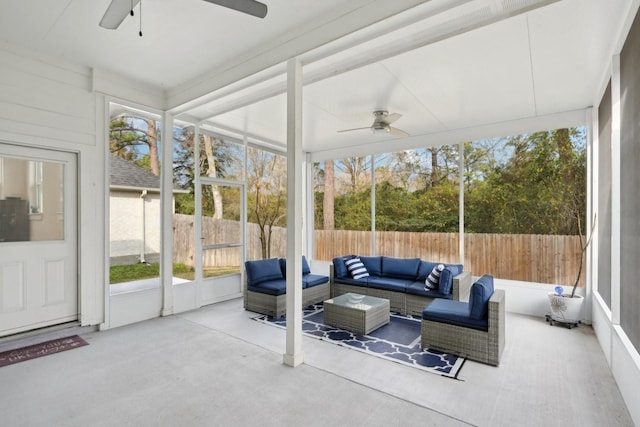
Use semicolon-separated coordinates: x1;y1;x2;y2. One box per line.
100;0;140;29
383;112;402;125
203;0;268;18
337;126;372;133
388;126;409;138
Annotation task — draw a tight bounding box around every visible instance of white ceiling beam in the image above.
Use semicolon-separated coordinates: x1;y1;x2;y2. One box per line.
167;0;432;113
177;0;560;122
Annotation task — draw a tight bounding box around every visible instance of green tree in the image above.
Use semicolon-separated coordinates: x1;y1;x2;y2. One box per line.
465;128;586;235
109;116;160;176
172;128;238;216
246;148;287;258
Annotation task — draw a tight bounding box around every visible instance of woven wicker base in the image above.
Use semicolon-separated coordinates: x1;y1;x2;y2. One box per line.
324;293;390;335
244;282;330;317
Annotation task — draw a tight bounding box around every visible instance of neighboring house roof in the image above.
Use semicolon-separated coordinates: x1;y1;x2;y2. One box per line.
110;154;187;193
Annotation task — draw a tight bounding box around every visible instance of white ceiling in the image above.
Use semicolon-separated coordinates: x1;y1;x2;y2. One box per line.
0;0;635;157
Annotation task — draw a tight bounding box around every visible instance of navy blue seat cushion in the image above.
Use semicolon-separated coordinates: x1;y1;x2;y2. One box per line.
247;279;287;296
302;273;329;288
382;256;420;280
245;258;283;287
469;274;494;320
360;256;382;276
332;255;356;279
422;299;488;331
278;256;312;277
366;276;410;292
406;282;453;299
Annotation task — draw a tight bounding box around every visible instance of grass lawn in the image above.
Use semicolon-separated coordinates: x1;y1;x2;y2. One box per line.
109;262;240;284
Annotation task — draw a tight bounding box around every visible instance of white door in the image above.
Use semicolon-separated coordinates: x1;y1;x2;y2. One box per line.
197;178;245;305
0;144;77;337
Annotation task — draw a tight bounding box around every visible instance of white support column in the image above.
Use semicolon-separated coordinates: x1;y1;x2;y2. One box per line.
458;142;465;265
610;55;621;325
193;125;203;307
98;94;111;330
370;154;376;255
590;107;599;297
584;107;594;323
161;111;175;316
284;58;304;367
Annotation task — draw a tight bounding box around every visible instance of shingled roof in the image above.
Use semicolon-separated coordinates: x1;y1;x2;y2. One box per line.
109;154;161;190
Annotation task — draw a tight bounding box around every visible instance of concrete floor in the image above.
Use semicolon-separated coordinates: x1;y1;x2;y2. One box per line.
0;298;633;426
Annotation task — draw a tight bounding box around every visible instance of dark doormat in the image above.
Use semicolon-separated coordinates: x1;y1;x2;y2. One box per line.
0;335;88;368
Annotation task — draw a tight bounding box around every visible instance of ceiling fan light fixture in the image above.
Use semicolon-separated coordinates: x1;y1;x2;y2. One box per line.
372;126;390;134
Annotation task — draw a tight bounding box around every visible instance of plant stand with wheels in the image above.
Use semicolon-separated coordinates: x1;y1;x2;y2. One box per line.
545;313;579;329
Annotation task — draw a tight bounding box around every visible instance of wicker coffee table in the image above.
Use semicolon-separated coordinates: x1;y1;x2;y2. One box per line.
323;293;390;335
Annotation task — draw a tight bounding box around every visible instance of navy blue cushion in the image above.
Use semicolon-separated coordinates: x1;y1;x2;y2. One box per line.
333;255;355;279
245;258;283;286
438;268;454;295
279;256;312;277
366;276;410;292
447;264;463;276
422;299;488;331
302;256;311;275
417;261;463;281
417;261;438;281
247;279;287;296
406;282;453;299
302;273;329;288
381;257;420;280
468;275;494;320
360;256;382;276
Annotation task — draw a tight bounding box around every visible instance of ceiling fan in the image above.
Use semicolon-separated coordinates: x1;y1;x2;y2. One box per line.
338;110;409;138
99;0;267;30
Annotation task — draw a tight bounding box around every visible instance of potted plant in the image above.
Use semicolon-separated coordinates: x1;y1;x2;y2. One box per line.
547;213;596;326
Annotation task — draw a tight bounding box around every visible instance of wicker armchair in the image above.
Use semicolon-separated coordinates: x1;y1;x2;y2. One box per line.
244;257;330;317
421;286;505;366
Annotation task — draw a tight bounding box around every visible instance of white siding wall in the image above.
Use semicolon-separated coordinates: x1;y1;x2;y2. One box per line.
0;42;105;326
110;191;161;260
0;42;164;327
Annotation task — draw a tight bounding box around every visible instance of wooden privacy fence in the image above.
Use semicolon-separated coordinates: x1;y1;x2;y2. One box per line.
173;214;286;268
315;230;585;287
173;215;585;287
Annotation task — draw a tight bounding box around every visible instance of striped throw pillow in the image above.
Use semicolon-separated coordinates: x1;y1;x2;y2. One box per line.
345;258;370;279
425;264;445;290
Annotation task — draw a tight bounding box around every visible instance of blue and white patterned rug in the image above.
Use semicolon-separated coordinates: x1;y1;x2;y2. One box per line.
253;304;465;379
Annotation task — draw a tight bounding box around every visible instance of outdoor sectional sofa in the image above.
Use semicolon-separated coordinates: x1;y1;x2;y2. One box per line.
244;256;330;317
330;255;472;316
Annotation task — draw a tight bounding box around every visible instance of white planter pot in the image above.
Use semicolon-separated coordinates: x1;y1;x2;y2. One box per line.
547;293;584;323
